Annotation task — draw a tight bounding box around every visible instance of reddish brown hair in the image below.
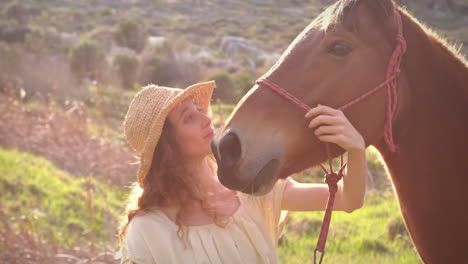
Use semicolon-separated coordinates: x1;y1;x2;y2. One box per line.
119;120;220;245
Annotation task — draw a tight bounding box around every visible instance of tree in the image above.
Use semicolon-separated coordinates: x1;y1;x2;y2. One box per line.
112;52;139;89
114;18;147;53
70;40;105;81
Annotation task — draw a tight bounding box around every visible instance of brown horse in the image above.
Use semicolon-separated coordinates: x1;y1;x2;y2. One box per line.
211;0;468;262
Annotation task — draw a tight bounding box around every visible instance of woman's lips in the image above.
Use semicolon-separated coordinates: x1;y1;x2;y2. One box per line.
204;130;215;139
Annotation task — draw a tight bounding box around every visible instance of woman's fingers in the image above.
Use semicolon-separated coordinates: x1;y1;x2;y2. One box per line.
305;104;343;119
308;115;342;128
314;125;344;137
316;134;344;145
305;105;365;151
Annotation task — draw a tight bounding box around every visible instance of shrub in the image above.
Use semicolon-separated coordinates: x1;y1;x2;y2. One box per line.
114;18;147;52
112;51;139;89
3;0;29;23
139;43;201;87
0;23;31;44
205;69;256;104
232;70;255;98
206;70;238;104
139;44;179;86
70;40;105;81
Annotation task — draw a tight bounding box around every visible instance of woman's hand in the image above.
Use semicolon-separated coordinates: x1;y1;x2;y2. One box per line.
282;104;368;213
305;104;365;153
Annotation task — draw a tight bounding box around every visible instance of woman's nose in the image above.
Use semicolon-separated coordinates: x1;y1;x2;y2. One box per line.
201;113;212;128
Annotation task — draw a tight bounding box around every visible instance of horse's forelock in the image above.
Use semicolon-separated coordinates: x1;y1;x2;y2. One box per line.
320;0;396;34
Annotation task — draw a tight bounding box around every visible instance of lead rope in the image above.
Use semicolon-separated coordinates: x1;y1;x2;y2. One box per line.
255;8;406;264
255;78;347;264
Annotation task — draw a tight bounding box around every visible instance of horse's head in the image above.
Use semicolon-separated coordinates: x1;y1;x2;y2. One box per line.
212;0;409;194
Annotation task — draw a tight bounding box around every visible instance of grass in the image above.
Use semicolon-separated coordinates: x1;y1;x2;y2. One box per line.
279;190;421;263
0;147;126;247
211;103;235;129
1;103;420;262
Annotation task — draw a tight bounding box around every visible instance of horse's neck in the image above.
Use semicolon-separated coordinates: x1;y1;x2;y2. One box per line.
376;12;468;185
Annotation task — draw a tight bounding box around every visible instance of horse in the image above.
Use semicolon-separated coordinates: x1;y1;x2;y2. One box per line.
211;0;468;263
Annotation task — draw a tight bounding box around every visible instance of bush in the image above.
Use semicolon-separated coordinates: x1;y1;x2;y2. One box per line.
206;70;238;104
139;43;201;87
3;0;29;23
205;69;256;104
70;40;105;81
0;23;31;44
139;44;179;86
114;18;147;52
232;70;255;98
112;51;139;89
87;83;138;121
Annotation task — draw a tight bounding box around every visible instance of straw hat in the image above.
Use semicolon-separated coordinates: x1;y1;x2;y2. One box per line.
124;81;216;185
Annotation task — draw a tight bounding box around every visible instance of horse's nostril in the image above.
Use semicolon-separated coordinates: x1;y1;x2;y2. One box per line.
219;131;242;167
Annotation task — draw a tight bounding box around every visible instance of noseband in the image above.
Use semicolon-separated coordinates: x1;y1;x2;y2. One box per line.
256;8;407;264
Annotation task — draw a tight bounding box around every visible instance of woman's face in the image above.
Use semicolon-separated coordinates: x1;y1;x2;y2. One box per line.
167;98;215;159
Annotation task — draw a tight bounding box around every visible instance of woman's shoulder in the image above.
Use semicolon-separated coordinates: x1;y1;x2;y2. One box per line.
127;208;172;234
120;209;175;264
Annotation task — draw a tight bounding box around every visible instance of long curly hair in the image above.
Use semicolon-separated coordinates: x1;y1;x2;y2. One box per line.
119;119;221;246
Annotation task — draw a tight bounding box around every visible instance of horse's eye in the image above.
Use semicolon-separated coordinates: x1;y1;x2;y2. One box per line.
327;41;352;57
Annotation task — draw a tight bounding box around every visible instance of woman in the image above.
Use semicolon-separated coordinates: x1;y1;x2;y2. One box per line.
118;80;367;264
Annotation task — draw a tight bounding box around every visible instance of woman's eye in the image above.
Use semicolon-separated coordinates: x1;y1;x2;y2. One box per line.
184;115;194;123
327;41;352;57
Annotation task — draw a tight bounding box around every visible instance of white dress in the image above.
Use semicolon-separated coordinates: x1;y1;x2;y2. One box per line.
118;178;290;264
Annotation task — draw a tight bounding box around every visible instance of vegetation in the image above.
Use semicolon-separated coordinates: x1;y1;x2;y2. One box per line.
0;144;420;262
279;190;420;263
1;0;466;262
278;148;418;263
0;148;126;261
70;40;105;81
112;51;140;89
114;18;147;53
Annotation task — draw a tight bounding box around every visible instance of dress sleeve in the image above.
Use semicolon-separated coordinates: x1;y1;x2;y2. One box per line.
118;216;157;264
252;177;291;244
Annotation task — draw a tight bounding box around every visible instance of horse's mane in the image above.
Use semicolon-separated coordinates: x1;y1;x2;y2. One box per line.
398;7;468;68
315;0;467;68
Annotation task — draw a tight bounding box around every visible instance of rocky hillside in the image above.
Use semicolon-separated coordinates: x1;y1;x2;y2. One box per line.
1;0;466;90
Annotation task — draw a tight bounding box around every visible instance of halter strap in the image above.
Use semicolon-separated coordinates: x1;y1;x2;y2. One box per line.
257;9;406;153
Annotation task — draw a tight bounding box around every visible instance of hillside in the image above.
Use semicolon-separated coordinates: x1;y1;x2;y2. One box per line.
0;0;465;263
0;148;126;263
1;0;467;105
0;146;419;263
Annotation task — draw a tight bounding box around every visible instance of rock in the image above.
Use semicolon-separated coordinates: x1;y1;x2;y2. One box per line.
220;35;280;70
60;32;79;46
107;46;137;62
147;36;165;46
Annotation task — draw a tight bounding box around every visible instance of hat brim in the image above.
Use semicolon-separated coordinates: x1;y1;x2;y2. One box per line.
137;80;216;184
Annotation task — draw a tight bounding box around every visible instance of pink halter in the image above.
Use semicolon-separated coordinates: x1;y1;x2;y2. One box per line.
256;8;407;264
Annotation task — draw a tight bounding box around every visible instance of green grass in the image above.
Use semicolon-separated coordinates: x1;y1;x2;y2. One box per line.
211;103;235;129
0;147;127;247
0;106;421;262
279;190;420;263
278;146;420;263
